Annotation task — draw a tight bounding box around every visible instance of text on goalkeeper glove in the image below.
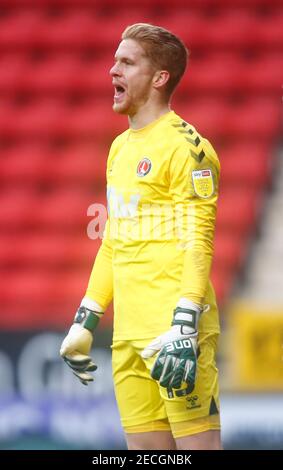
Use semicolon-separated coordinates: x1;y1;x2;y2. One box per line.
141;307;199;397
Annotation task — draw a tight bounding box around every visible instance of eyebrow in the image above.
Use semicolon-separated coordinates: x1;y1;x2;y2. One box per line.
114;55;135;62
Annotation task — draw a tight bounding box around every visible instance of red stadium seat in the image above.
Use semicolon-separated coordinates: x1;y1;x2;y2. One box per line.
48;145;107;185
245;54;283;93
0;10;44;48
211;265;236;304
227;99;281;139
187;53;283;95
178;54;245;95
0;143;107;186
0;102;18;137
73;57;114;94
0;55;29;91
164;10;255;49
220;143;272;188
0;269;90;328
63;101;127;138
256;12;283;48
22;55;80;93
174;99;228;139
214;231;246;270
216;187;261;235
0;233;100;269
0;189;38;230
0;100;126;140
175;98;281;140
36;189;106;231
0;144;47;182
34;11;99;48
7;100;66;138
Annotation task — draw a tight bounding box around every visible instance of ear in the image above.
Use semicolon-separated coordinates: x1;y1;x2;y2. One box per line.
152;70;170;90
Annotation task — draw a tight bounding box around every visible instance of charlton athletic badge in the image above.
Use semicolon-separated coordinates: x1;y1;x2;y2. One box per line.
137;158;152;177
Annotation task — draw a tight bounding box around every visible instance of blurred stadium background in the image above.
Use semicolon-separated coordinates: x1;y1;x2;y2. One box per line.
0;0;282;450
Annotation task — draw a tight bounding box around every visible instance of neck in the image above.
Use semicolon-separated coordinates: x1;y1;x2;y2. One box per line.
128;102;171;130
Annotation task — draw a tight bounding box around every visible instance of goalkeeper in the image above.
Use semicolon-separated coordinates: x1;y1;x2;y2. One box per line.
60;23;221;450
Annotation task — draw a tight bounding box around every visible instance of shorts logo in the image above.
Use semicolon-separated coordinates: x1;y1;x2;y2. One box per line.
186;395;201;409
137;158;152;177
192;168;214;198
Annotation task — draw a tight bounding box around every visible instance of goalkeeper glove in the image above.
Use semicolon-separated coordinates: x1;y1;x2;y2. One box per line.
141;300;201;398
60;298;103;385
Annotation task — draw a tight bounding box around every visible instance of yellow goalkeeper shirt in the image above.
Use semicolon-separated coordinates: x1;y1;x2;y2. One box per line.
86;110;220;340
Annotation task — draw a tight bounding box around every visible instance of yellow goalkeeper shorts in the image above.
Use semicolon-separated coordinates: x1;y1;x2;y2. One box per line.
111;332;220;438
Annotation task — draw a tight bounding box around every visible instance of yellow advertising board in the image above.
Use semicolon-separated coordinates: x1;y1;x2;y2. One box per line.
227;302;283;391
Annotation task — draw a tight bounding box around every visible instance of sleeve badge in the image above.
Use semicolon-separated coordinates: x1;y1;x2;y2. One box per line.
192;169;214;198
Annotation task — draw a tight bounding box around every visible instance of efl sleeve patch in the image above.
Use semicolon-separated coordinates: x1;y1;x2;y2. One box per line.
192;169;214;198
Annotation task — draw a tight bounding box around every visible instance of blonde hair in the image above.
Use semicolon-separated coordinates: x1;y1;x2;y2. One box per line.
122;23;189;98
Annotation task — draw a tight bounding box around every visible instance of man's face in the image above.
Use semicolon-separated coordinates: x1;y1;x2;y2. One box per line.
110;39;156;115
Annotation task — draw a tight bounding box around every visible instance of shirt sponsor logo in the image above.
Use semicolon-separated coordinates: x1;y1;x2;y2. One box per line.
137;158;152;177
192;168;214;198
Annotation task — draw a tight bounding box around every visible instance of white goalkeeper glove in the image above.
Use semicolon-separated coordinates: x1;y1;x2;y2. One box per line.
141;300;202;398
60;298;103;385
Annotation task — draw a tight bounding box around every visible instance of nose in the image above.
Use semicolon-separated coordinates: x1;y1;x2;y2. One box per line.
109;62;121;77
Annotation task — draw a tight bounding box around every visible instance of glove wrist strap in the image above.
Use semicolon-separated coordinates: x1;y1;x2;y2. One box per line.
172;307;199;332
74;306;101;333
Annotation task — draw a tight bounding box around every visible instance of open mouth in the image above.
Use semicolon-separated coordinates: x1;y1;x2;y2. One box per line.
114;85;126;101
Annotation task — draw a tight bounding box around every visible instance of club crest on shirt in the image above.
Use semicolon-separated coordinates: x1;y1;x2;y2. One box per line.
137;158;152;177
192;168;214;198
